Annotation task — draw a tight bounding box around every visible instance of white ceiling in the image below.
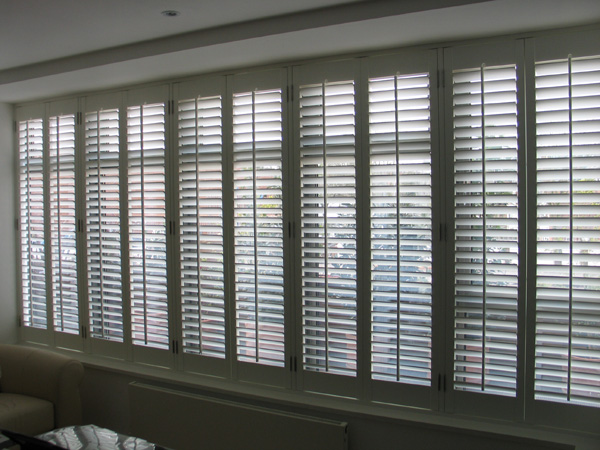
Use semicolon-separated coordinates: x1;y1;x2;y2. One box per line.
0;0;368;70
1;0;600;103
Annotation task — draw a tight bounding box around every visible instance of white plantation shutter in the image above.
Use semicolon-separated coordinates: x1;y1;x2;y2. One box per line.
534;55;600;408
13;30;600;430
299;79;357;377
49;112;79;335
233;87;285;367
85;108;123;342
18;117;47;329
369;72;433;386
452;64;520;396
127;101;169;350
178;93;226;359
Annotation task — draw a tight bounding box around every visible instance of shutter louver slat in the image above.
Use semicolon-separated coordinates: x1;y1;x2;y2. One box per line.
233;89;285;367
49;114;79;335
19;118;47;329
179;95;225;359
128;102;169;350
86;108;123;342
369;73;432;385
453;64;519;397
301;80;357;377
535;55;600;408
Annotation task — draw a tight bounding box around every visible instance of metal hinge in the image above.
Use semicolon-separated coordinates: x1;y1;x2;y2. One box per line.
169;220;176;236
290;355;298;372
439;223;448;242
288;221;295;239
78;218;84;233
438;373;447;392
17;315;22;327
172;339;179;355
15;218;19;231
438;69;445;89
287;85;294;103
81;325;88;339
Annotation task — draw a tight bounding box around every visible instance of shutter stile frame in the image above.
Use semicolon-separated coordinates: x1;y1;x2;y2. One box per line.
533;53;600;409
230;69;290;389
84;105;124;346
125;85;172;368
176;83;227;367
444;40;527;421
18;115;48;331
366;49;440;411
49;108;80;338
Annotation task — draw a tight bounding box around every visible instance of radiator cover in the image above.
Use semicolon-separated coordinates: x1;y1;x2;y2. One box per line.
129;382;348;450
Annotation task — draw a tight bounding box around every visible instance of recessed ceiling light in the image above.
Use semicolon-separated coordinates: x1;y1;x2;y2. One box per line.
161;10;180;17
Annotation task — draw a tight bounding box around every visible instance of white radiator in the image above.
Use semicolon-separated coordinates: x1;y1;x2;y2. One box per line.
129;382;348;450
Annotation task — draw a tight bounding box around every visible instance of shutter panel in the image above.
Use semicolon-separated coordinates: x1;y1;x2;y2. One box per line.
369;73;433;386
178;94;226;359
233;88;285;367
85;108;123;342
19;118;47;329
300;80;357;377
49;113;79;335
452;64;520;396
128;102;169;350
534;55;600;408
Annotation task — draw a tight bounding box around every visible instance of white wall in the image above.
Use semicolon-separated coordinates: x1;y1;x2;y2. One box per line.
0;103;16;344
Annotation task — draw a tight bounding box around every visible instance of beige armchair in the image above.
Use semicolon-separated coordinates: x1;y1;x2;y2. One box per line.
0;344;84;435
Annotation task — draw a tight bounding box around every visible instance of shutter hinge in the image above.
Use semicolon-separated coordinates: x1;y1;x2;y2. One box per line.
439;223;448;242
17;315;22;327
290;355;298;372
172;339;179;355
77;112;83;125
81;325;87;339
287;85;294;103
169;220;176;236
13;121;17;133
15;218;19;231
288;221;295;239
168;100;175;115
78;218;84;233
438;373;447;392
438;69;445;89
